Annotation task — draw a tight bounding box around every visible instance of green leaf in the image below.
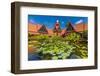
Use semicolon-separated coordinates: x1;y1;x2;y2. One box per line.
52;56;58;60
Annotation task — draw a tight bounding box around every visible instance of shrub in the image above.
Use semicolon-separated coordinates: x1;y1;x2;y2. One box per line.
30;32;88;60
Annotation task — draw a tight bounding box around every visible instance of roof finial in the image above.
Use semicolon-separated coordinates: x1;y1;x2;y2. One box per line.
56;20;59;23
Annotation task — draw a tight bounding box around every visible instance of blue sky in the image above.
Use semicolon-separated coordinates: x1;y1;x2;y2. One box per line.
28;15;88;29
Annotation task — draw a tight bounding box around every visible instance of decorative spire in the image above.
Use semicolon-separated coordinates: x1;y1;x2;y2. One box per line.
56;20;59;23
53;20;61;35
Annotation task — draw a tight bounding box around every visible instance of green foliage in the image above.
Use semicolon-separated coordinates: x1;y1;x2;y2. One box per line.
65;32;81;42
65;32;88;59
29;32;88;60
35;35;75;60
81;30;88;40
72;44;88;58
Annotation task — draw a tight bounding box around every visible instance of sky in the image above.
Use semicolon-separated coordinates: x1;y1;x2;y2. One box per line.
28;15;88;29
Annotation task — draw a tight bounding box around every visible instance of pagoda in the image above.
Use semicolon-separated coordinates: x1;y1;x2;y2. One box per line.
53;20;61;35
66;22;75;32
61;22;75;37
38;24;48;34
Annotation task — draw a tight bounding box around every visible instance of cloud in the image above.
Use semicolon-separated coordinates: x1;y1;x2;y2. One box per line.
75;19;83;24
29;19;35;24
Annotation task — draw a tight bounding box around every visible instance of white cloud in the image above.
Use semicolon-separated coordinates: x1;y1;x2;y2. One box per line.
75;19;83;24
29;19;35;24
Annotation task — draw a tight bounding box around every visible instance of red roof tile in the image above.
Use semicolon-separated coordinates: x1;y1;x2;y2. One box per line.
74;23;88;32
